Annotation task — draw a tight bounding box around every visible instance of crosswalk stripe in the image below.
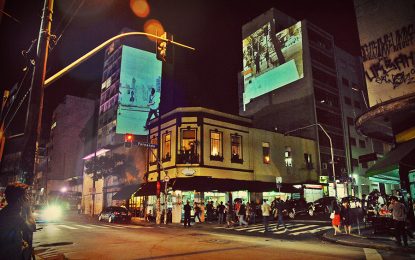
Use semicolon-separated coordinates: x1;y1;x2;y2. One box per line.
288;224;319;232
101;224;126;229
87;224;110;229
57;225;78;230
306;226;332;233
237;223;304;232
74;224;93;229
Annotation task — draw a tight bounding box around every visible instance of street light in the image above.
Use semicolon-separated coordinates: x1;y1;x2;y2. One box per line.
284;123;338;198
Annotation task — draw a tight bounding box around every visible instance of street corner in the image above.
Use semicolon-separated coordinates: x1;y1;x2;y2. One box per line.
322;229;415;253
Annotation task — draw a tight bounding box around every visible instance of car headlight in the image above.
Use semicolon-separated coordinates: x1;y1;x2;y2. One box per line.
43;205;62;221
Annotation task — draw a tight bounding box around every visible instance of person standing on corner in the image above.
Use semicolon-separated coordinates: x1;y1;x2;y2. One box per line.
261;199;272;232
388;196;408;247
238;202;248;226
217;202;225;225
183;201;192;228
340;200;352;235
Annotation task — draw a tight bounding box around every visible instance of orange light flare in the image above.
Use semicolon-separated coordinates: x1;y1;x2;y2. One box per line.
130;0;150;18
143;19;165;42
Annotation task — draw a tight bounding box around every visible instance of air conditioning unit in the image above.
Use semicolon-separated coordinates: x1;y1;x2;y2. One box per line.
322;163;328;169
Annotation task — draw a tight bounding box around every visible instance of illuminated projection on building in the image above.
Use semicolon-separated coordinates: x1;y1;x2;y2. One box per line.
242;21;304;110
116;46;162;135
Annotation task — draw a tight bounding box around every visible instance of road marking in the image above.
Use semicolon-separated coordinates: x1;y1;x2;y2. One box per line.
57;225;78;230
363;248;382;260
101;224;127;229
74;224;93;229
288;224;319;232
87;224;110;229
306;226;332;233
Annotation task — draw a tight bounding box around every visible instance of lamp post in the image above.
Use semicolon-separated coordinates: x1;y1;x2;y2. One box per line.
284;123;338;198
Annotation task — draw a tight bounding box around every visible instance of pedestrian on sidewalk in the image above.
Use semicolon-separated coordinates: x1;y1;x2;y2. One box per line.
183;201;192;228
275;198;287;232
217;202;225;224
77;203;82;214
194;202;201;223
225;202;234;228
331;202;342;235
261;200;272;232
238;202;248;226
340;199;352;234
388;196;408;246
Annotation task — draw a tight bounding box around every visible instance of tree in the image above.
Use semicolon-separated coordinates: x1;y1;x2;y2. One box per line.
84;153;137;212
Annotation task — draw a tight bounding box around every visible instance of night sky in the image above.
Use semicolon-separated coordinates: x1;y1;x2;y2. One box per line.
0;0;360;137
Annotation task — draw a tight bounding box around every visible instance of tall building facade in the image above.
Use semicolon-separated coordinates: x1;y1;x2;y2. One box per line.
47;95;95;193
239;9;348;194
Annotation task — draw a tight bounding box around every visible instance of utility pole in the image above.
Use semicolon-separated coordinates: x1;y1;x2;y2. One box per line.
21;0;54;185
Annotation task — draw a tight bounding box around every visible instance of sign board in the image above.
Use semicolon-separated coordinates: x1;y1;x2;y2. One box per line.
182;168;196;176
136;142;158;149
275;177;282;183
319;176;328;183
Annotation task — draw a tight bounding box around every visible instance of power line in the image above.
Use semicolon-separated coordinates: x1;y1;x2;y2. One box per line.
0;9;21;24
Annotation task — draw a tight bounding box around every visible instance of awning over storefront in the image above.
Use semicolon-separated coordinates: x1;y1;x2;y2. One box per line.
112;184;140;200
366;139;415;179
134;177;312;196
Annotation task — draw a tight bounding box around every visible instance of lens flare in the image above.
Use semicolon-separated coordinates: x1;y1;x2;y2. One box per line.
144;19;165;42
130;0;150;18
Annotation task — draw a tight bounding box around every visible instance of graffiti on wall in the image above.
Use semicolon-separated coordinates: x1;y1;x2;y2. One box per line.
361;23;415;107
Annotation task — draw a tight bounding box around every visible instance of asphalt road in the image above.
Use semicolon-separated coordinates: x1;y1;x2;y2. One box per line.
33;217;413;260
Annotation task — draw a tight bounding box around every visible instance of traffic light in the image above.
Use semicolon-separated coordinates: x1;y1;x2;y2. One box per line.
124;133;133;148
156;32;173;63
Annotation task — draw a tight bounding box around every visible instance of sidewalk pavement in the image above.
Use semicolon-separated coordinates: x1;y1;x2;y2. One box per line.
322;228;415;253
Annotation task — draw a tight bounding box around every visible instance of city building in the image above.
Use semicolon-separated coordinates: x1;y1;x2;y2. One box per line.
353;0;415;203
0;133;24;185
335;47;395;197
137;107;320;223
46;95;95;198
81;30;156;215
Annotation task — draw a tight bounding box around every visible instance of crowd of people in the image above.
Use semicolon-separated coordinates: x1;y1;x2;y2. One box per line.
182;197;290;232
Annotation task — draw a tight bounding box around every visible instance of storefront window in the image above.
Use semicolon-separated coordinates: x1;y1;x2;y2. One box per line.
231;134;243;163
210;130;223;161
162;132;171;162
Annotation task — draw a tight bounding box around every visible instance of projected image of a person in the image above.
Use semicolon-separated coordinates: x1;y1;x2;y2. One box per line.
145;87;160;129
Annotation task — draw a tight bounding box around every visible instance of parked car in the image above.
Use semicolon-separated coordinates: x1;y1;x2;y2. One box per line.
313;197;338;214
98;206;131;223
284;198;315;219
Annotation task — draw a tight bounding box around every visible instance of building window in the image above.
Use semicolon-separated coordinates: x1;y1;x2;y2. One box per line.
350;137;356;146
359;139;366;148
344;96;352;105
352;158;359;170
162;132;171;162
347;117;354;126
150;135;158;164
178;128;198;164
263;142;270;164
342;78;349;86
354;100;361;109
304;153;313;169
361;161;368;169
285;146;292;167
210;130;223;161
231;134;243;163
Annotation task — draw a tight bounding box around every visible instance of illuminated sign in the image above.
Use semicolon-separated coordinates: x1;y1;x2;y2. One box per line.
355;0;415;107
242;21;304;110
116;46;162;135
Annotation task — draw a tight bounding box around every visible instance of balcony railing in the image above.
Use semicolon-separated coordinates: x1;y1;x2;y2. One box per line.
176;151;199;164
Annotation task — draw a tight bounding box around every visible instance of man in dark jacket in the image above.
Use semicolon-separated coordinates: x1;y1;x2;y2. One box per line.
183;201;192;228
0;183;36;260
388;196;408;246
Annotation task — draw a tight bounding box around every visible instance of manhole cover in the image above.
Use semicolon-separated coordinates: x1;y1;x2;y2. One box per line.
37;242;73;247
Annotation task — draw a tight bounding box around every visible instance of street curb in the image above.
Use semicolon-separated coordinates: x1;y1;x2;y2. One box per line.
321;232;415;253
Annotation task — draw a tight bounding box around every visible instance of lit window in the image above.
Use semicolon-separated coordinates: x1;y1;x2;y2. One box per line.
231;134;243;163
150;136;158;163
263;142;270;164
304;153;313;169
181;129;196;153
162;132;171;161
285;147;292;167
210;131;223;161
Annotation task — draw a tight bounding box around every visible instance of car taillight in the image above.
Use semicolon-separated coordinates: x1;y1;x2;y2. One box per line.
114;211;120;215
